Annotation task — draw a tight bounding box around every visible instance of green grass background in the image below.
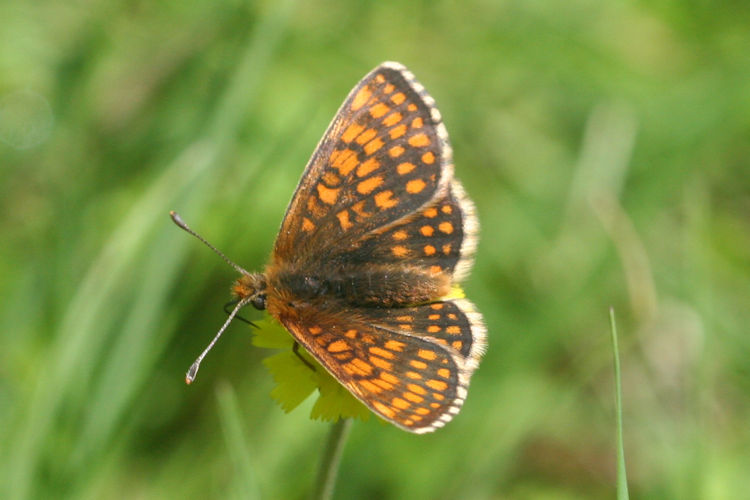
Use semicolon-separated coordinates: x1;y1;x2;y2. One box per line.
2;0;749;498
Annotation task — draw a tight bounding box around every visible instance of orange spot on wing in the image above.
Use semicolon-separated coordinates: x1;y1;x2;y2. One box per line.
410;360;427;370
442;244;451;255
424;245;436;256
332;148;359;176
408;383;427;395
408;133;430;147
373;378;395;391
372;401;396;419
317;183;339;205
356;157;380;177
422;151;435;164
411;117;424;128
420;225;434;237
389;146;405;158
369;102;390;118
364;138;384;155
437;368;451;378
336;210;353;230
302;218;315;232
374;190;398;209
390;92;406;105
441;204;452;214
309;326;322;335
439;221;454;234
426;379;448;391
391;397;410;410
446;325;461;335
383;112;402;127
369;346;395;360
406;371;422;380
345;329;357;338
385;340;405;351
392;230;408;241
373;401;395;418
429;265;442;274
356;128;378;145
423;207;438;218
389;124;407;139
403;392;424;403
350;358;373;375
406;178;427;194
328;340;350;352
397;162;416;175
384;83;395;93
418;349;438;360
415;407;431;415
359;379;382;394
351;87;372;111
341;123;364;143
381;372;399;384
452;340;463;350
357;176;383;194
391;245;410;257
370;356;393;371
427;325;441;333
407;103;417;111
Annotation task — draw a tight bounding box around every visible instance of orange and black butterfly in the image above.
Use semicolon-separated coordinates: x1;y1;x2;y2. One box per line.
173;62;486;433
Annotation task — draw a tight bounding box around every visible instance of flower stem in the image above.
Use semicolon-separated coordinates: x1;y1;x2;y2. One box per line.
311;418;352;500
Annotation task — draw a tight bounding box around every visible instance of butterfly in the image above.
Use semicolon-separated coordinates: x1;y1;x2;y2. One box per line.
173;62;486;433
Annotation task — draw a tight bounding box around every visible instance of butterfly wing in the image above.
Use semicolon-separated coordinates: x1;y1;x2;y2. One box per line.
273;62;456;267
350;178;478;281
268;296;486;433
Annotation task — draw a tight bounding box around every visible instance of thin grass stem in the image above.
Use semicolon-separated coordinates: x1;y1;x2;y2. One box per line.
311;419;352;500
609;307;630;500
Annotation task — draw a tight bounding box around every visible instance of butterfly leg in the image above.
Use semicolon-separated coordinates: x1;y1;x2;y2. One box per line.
293;341;316;371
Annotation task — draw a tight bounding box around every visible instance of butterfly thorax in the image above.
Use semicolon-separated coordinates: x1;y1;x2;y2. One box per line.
263;261;451;308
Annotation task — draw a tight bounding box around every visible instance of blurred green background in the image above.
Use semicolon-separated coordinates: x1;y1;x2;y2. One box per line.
2;0;749;498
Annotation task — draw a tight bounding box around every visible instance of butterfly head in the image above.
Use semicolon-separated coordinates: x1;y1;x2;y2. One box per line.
233;273;267;311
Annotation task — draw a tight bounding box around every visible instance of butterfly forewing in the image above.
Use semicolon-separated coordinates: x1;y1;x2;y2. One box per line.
273;63;453;264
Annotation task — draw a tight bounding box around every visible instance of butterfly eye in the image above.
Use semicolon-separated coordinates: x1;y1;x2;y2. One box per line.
251;294;267;310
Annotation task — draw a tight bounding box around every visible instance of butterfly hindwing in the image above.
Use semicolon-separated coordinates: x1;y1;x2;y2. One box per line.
268;297;485;433
345;179;478;280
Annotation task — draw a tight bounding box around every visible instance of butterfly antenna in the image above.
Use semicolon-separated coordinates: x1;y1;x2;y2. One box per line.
170;211;250;276
224;300;258;327
186;296;252;384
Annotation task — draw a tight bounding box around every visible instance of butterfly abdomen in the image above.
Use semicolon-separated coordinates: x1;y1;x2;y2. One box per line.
272;266;450;307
